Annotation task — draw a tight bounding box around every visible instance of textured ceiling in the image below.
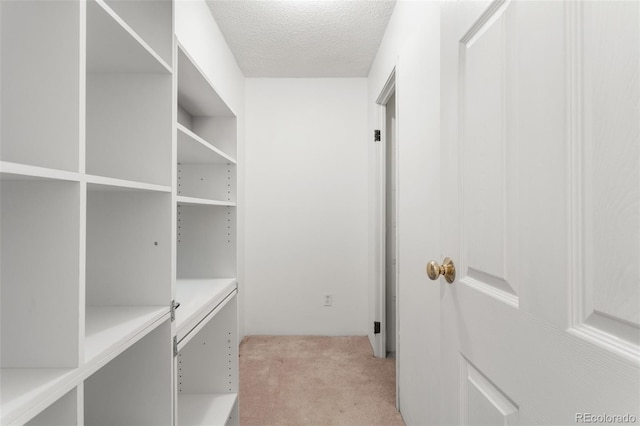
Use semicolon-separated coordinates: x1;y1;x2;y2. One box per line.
206;1;397;77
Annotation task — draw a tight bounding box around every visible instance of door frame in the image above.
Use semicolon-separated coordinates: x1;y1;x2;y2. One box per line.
374;67;400;405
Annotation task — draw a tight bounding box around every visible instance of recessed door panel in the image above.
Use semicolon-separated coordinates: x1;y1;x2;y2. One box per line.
460;1;518;305
461;357;518;426
572;1;640;353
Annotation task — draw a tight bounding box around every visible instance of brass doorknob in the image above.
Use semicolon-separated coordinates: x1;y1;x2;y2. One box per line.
426;257;456;283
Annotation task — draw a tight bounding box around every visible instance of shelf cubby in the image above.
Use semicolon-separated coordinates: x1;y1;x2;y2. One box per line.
177;45;237;159
86;185;171;365
25;387;79;426
177;294;238;426
86;184;171;306
177;163;236;203
87;0;170;73
176;46;230;117
1;177;80;369
84;319;172;426
102;0;173;67
86;0;172;186
177;109;237;161
0;0;80;171
177;205;236;279
85;72;172;186
177;124;236;165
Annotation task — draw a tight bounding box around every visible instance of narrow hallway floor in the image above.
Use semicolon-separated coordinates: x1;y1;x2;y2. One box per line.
239;335;405;426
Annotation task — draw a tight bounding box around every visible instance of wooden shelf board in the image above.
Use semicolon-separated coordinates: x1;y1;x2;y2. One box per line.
86;174;172;192
175;278;236;342
178;393;238;426
0;162;81;182
176;196;236;207
84;305;169;366
87;0;171;74
0;368;78;426
177;124;237;165
177;42;235;117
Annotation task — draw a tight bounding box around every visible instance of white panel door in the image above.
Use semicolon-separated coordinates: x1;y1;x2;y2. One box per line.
440;1;639;424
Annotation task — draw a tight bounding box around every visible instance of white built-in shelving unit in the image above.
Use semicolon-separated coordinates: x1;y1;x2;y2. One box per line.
1;1;239;425
174;42;239;426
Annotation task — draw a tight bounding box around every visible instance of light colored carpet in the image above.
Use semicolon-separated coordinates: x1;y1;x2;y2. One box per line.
239;336;406;426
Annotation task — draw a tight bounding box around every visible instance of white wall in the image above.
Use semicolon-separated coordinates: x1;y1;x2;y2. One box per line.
175;0;247;339
367;2;441;425
244;78;369;335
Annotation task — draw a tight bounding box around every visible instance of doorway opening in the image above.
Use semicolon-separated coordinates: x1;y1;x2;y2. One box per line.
374;68;401;407
384;92;397;359
374;67;398;407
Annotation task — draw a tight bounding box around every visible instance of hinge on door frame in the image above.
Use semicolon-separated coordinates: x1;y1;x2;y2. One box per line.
374;321;381;334
374;129;381;142
173;336;178;357
170;300;180;322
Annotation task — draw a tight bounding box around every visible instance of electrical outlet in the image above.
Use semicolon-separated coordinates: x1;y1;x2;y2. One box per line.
323;293;333;307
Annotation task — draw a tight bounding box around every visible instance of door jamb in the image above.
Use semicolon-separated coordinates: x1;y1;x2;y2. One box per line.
376;67;397;344
375;68;399;407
